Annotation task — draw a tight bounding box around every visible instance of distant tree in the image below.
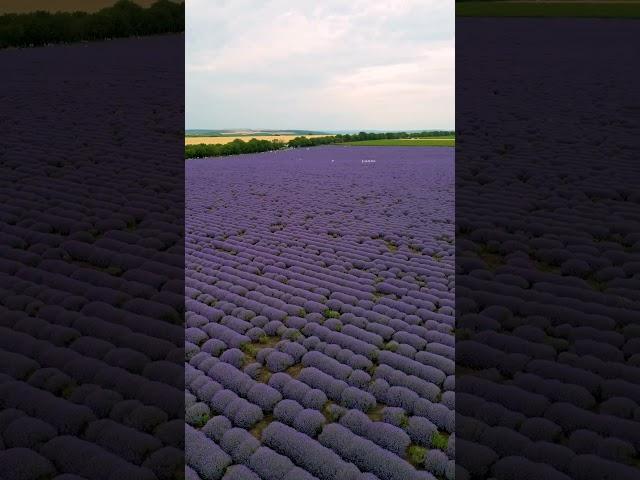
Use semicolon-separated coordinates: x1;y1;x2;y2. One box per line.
0;0;184;49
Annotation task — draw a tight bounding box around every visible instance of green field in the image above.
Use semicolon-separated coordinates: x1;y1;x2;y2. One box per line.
457;1;640;18
342;138;455;147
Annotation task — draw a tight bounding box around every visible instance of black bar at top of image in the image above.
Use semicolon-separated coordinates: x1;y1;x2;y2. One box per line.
0;2;185;479
456;7;640;480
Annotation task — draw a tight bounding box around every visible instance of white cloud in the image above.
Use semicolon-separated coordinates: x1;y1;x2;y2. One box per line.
186;0;454;130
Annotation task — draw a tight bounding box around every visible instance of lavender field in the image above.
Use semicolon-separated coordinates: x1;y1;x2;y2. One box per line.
185;146;455;480
456;18;640;480
0;36;184;479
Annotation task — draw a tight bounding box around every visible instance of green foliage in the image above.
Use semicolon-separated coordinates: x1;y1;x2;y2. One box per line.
284;329;304;341
368;350;379;363
298;308;307;317
383;341;399;352
192;412;210;428
241;342;260;357
0;0;184;49
431;431;449;450
456;1;640;19
399;415;409;428
407;445;427;464
287;135;337;148
185;138;286;159
335;130;454;141
323;309;340;319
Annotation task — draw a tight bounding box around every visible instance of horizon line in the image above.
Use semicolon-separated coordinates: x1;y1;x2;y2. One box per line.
185;127;456;132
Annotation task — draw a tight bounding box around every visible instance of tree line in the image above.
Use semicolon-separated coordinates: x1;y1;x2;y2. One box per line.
333;131;454;142
185;139;287;159
185;131;456;159
0;0;184;49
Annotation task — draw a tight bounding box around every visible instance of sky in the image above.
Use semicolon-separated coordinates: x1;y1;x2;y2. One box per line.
186;0;454;131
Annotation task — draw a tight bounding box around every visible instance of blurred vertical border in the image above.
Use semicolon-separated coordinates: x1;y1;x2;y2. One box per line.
456;1;640;479
0;2;185;479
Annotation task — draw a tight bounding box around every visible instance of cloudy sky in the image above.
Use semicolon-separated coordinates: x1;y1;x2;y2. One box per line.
186;0;454;131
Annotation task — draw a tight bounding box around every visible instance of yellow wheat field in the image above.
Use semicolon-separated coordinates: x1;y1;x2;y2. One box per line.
185;135;329;145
